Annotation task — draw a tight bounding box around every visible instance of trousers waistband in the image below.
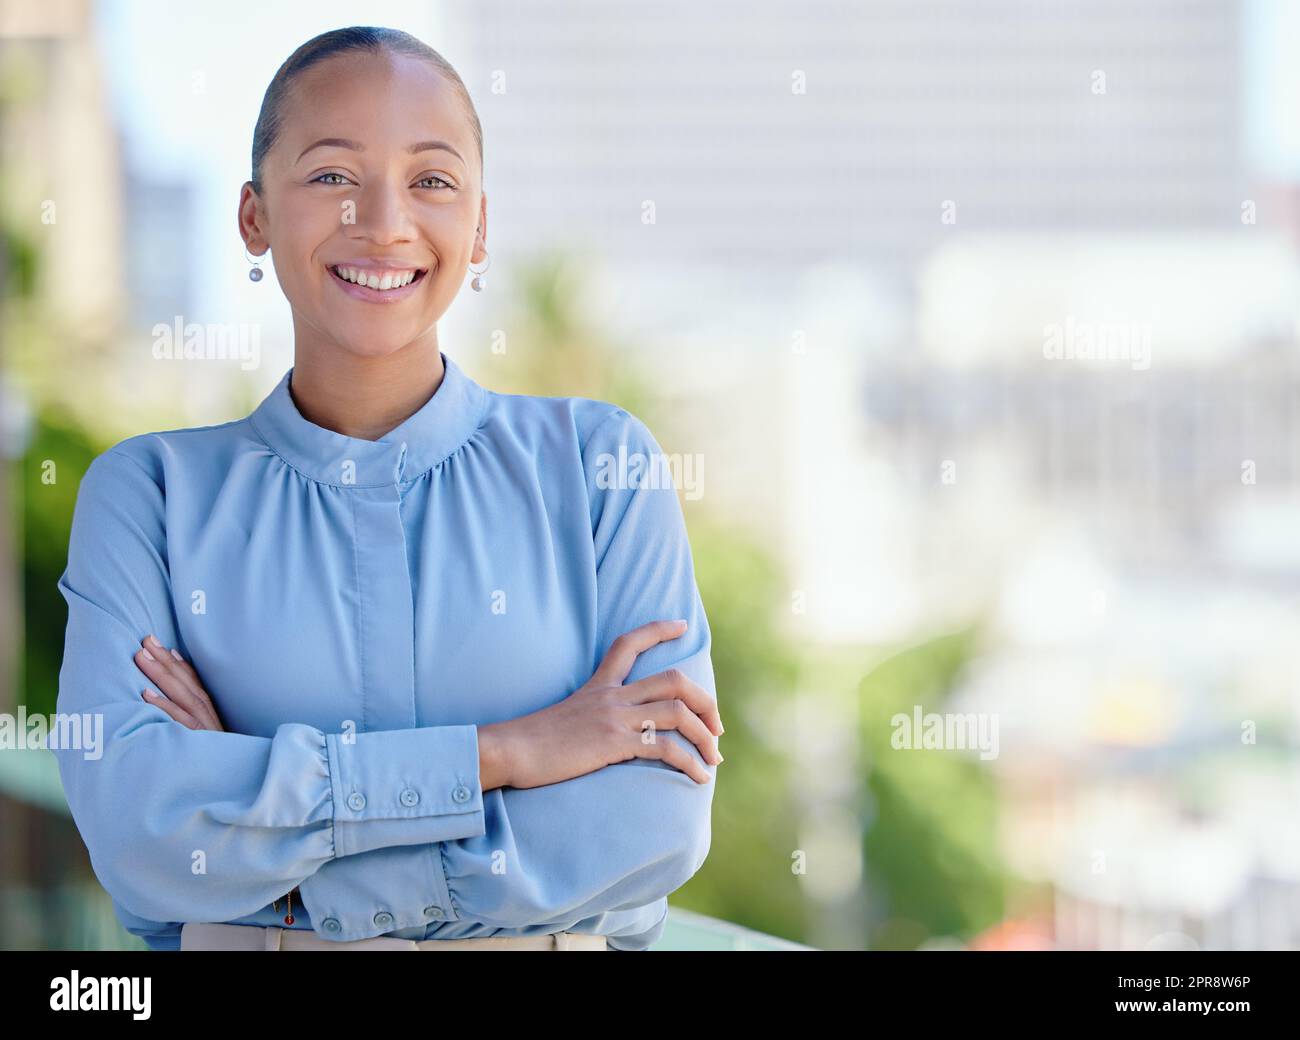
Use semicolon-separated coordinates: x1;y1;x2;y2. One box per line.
180;922;608;951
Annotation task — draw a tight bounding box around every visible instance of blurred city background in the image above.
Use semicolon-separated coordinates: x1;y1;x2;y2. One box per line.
3;0;1300;950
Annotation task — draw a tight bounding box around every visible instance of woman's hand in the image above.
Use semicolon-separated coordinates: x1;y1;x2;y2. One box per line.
134;634;226;732
479;619;724;790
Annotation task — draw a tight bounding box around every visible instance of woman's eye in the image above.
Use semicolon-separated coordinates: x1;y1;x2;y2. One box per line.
309;172;453;190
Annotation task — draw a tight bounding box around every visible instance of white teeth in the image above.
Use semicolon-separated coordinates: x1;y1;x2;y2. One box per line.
334;267;420;290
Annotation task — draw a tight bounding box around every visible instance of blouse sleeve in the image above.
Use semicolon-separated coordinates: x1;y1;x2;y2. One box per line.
53;448;487;937
295;408;717;948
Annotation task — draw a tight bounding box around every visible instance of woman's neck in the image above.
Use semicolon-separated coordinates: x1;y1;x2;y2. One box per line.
287;334;446;442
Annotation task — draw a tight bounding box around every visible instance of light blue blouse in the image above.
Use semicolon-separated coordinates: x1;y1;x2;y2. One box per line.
53;351;716;951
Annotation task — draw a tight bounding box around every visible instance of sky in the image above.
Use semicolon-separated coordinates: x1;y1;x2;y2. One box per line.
1243;0;1300;179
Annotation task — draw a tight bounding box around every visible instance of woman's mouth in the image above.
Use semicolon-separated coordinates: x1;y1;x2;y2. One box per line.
328;264;430;303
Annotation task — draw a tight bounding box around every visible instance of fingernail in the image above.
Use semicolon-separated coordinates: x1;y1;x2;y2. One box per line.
170;648;184;662
674;619;688;626
141;648;155;662
147;634;164;649
142;690;155;700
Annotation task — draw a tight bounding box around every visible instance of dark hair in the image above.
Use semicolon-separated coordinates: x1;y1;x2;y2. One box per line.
249;26;483;196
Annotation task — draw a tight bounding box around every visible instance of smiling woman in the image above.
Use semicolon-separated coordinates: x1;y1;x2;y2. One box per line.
52;25;723;954
239;28;487;372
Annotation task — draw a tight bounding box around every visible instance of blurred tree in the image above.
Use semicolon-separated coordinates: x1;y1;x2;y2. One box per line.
670;515;804;944
3;221;38;298
857;625;1009;949
20;410;101;719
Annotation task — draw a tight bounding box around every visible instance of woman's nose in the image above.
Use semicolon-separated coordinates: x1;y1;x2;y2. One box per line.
350;180;417;242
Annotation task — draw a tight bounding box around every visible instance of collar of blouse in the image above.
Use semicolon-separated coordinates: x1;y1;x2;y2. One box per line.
248;350;489;488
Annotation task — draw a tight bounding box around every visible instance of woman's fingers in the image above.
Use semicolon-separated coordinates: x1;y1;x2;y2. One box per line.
134;636;223;731
589;621;726;734
166;647;205;688
141;687;202;729
591;619;688;686
624;667;723;737
165;648;223;730
628;714;714;784
135;646;214;729
626;698;722;772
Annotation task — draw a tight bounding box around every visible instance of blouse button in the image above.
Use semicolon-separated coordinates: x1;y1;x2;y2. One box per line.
346;792;367;812
373;911;395;929
322;918;342;933
399;788;420;807
423;905;445;920
452;784;471;804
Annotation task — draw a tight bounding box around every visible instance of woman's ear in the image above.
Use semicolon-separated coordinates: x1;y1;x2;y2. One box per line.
471;193;488;262
238;181;269;254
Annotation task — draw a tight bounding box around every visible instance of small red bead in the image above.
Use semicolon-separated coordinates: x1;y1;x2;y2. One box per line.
284;915;294;925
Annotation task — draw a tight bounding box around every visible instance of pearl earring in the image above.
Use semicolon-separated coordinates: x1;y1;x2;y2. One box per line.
245;245;265;282
469;251;491;292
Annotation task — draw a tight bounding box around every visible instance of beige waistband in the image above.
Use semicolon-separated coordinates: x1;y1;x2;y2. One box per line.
180;922;608;951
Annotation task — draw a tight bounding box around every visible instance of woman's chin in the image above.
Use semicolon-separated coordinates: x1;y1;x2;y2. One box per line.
327;326;420;360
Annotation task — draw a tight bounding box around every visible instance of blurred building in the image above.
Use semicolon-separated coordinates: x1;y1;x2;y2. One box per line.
1;0;127;374
122;170;195;328
449;0;1245;279
1044;769;1300;950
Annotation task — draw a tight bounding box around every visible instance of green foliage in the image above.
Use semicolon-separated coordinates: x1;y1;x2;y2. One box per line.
671;514;804;943
3;221;39;299
19;409;102;719
857;625;1008;948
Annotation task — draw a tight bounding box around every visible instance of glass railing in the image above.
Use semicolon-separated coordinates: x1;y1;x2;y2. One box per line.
653;907;814;950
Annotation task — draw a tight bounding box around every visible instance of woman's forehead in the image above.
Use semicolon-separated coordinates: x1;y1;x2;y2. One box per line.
280;51;472;157
297;47;444;91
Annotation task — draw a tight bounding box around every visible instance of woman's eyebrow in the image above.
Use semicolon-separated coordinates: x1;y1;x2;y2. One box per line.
409;140;464;163
296;137;464;163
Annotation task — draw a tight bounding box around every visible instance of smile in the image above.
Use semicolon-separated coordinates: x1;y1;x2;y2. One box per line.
328;264;430;302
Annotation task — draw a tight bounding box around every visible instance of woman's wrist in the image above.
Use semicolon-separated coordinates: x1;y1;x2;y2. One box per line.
477;721;515;792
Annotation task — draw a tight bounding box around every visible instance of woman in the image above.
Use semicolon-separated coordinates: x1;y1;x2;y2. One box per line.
53;26;722;952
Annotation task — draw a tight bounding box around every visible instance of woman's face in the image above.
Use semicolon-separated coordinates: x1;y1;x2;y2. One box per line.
239;50;486;360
